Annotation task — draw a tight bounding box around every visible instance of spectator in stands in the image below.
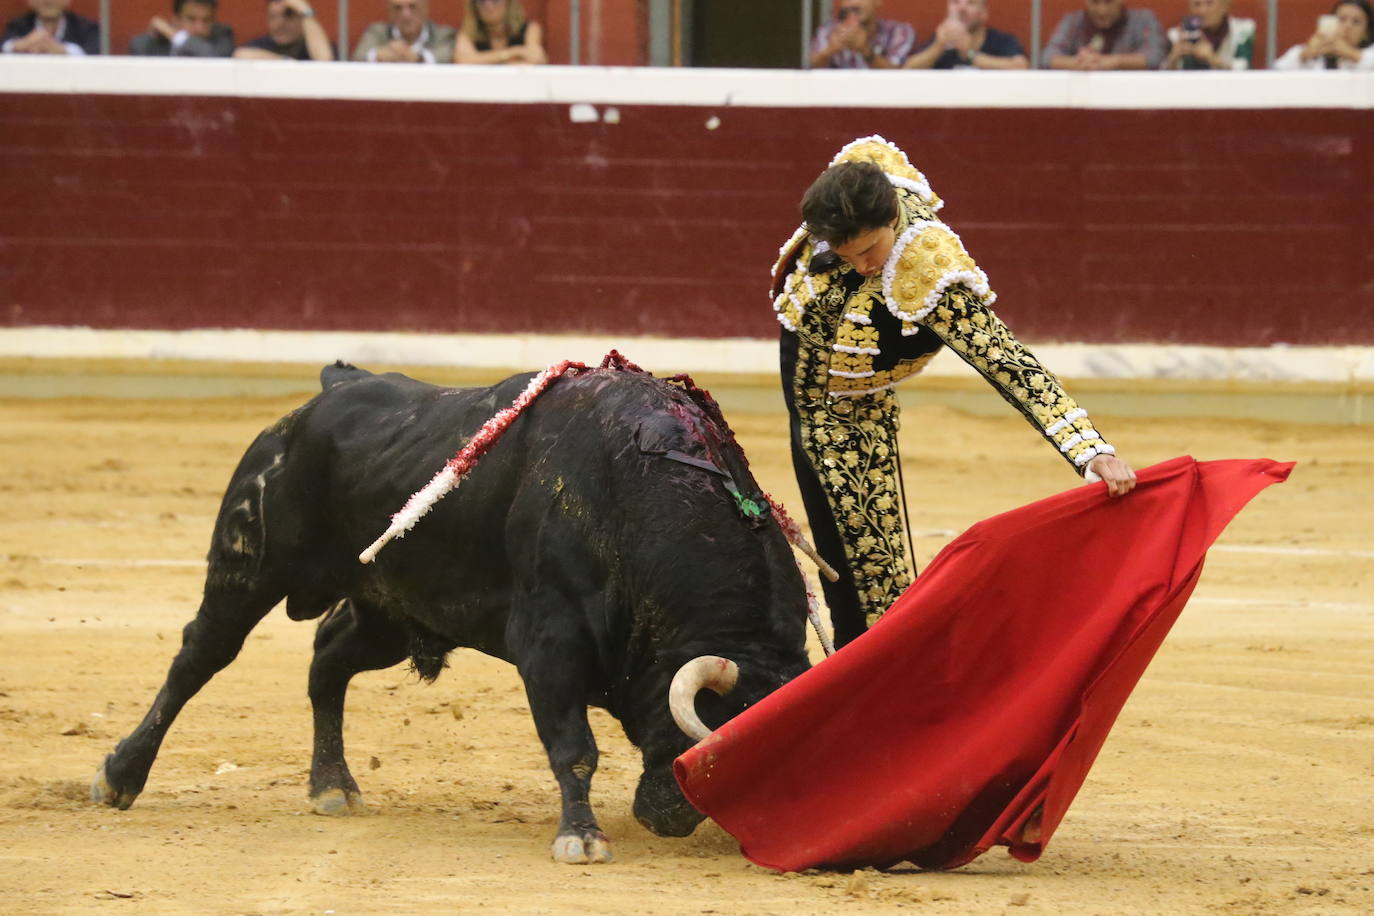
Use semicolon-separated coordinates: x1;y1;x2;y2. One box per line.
810;0;915;69
129;0;233;57
1161;0;1255;69
233;0;334;61
2;0;99;55
454;0;546;64
1274;0;1374;70
904;0;1027;70
353;0;456;63
1042;0;1167;70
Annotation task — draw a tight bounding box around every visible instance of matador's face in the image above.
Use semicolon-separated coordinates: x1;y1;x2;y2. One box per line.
833;221;897;278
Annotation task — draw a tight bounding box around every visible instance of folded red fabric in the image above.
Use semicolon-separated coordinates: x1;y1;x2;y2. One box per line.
674;456;1292;871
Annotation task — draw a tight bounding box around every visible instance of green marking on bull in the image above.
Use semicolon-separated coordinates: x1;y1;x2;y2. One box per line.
734;493;764;519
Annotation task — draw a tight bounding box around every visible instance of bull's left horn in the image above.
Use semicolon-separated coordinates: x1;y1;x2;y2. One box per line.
669;656;739;741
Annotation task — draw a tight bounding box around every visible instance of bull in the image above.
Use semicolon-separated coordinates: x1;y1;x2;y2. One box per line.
91;359;812;862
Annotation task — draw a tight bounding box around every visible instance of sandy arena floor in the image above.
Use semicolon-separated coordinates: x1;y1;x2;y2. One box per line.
1;361;1371;915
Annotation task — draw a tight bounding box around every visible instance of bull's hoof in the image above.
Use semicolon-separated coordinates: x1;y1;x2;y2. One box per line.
310;788;369;816
90;758;137;810
551;832;614;865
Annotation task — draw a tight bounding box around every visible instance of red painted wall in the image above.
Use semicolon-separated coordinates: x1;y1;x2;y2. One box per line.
2;94;1370;346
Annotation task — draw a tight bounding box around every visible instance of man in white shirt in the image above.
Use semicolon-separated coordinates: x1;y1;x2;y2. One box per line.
352;0;457;64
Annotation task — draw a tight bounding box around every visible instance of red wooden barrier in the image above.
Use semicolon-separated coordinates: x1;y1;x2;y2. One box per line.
2;93;1370;346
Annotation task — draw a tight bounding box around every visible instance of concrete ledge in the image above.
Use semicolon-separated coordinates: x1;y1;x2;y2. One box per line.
2;57;1372;110
2;327;1372;387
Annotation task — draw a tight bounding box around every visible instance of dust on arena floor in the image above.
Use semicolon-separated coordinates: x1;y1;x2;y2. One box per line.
1;357;1370;915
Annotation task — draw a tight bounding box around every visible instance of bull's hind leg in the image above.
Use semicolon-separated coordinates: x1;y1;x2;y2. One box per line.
512;611;613;864
307;599;408;815
91;581;282;809
94;432;290;810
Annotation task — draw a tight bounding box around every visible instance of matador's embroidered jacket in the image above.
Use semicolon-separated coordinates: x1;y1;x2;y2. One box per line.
774;135;1116;629
774;135;1117;472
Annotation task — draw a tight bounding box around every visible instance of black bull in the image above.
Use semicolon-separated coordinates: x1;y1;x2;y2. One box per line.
91;362;811;863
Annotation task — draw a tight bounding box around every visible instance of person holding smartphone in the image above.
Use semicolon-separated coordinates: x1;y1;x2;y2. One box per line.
810;0;916;69
1162;0;1255;70
1275;0;1374;70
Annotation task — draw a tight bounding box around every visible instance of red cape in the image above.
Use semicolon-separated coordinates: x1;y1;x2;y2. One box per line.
674;457;1292;871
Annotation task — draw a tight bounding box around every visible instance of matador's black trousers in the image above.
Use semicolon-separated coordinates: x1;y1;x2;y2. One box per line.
781;330;914;649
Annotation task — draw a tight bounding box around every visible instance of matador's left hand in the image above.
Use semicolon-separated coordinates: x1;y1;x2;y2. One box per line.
1087;454;1137;497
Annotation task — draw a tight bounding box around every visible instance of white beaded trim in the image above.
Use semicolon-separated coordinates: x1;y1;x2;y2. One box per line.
844;311;872;325
880;221;932;306
772;223;809;278
879;225;997;328
886;172;939;208
1072;441;1116;467
834;344;882;355
773;291;798;332
1044;408;1089;436
908;268;995;325
828;368;876;379
828;380;901;397
1059;430;1103;453
830;134;939;206
830;134;903;166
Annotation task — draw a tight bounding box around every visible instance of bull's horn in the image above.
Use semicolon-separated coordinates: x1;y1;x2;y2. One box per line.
669;656;740;741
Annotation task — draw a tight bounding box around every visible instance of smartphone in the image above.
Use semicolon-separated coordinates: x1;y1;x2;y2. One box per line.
1317;14;1340;37
1180;14;1202;41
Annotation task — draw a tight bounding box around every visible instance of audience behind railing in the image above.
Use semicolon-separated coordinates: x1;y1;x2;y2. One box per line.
3;0;1373;71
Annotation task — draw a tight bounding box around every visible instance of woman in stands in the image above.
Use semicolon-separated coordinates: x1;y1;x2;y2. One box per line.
1274;0;1374;70
454;0;546;64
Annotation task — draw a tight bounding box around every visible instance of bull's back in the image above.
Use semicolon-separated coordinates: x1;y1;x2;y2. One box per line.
296;368;535;511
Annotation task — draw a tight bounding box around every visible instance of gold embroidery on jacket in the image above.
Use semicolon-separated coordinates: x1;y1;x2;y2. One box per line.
791;297;911;626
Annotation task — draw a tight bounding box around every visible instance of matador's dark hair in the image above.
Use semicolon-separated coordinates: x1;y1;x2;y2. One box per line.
800;160;898;247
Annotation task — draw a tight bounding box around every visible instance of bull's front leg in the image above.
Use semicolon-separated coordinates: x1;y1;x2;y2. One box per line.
307;599;409;815
513;623;613;864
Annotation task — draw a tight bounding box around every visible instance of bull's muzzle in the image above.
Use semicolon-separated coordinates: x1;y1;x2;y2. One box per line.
668;655;739;741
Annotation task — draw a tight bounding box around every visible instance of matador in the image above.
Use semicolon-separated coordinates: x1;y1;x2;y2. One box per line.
774;135;1137;647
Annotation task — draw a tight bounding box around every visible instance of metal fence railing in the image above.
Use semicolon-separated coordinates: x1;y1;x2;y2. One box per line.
86;0;1285;69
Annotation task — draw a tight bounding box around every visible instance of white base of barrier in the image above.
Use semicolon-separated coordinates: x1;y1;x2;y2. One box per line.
2;326;1371;386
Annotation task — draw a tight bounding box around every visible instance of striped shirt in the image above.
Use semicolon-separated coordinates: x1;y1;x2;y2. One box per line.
812;17;917;69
